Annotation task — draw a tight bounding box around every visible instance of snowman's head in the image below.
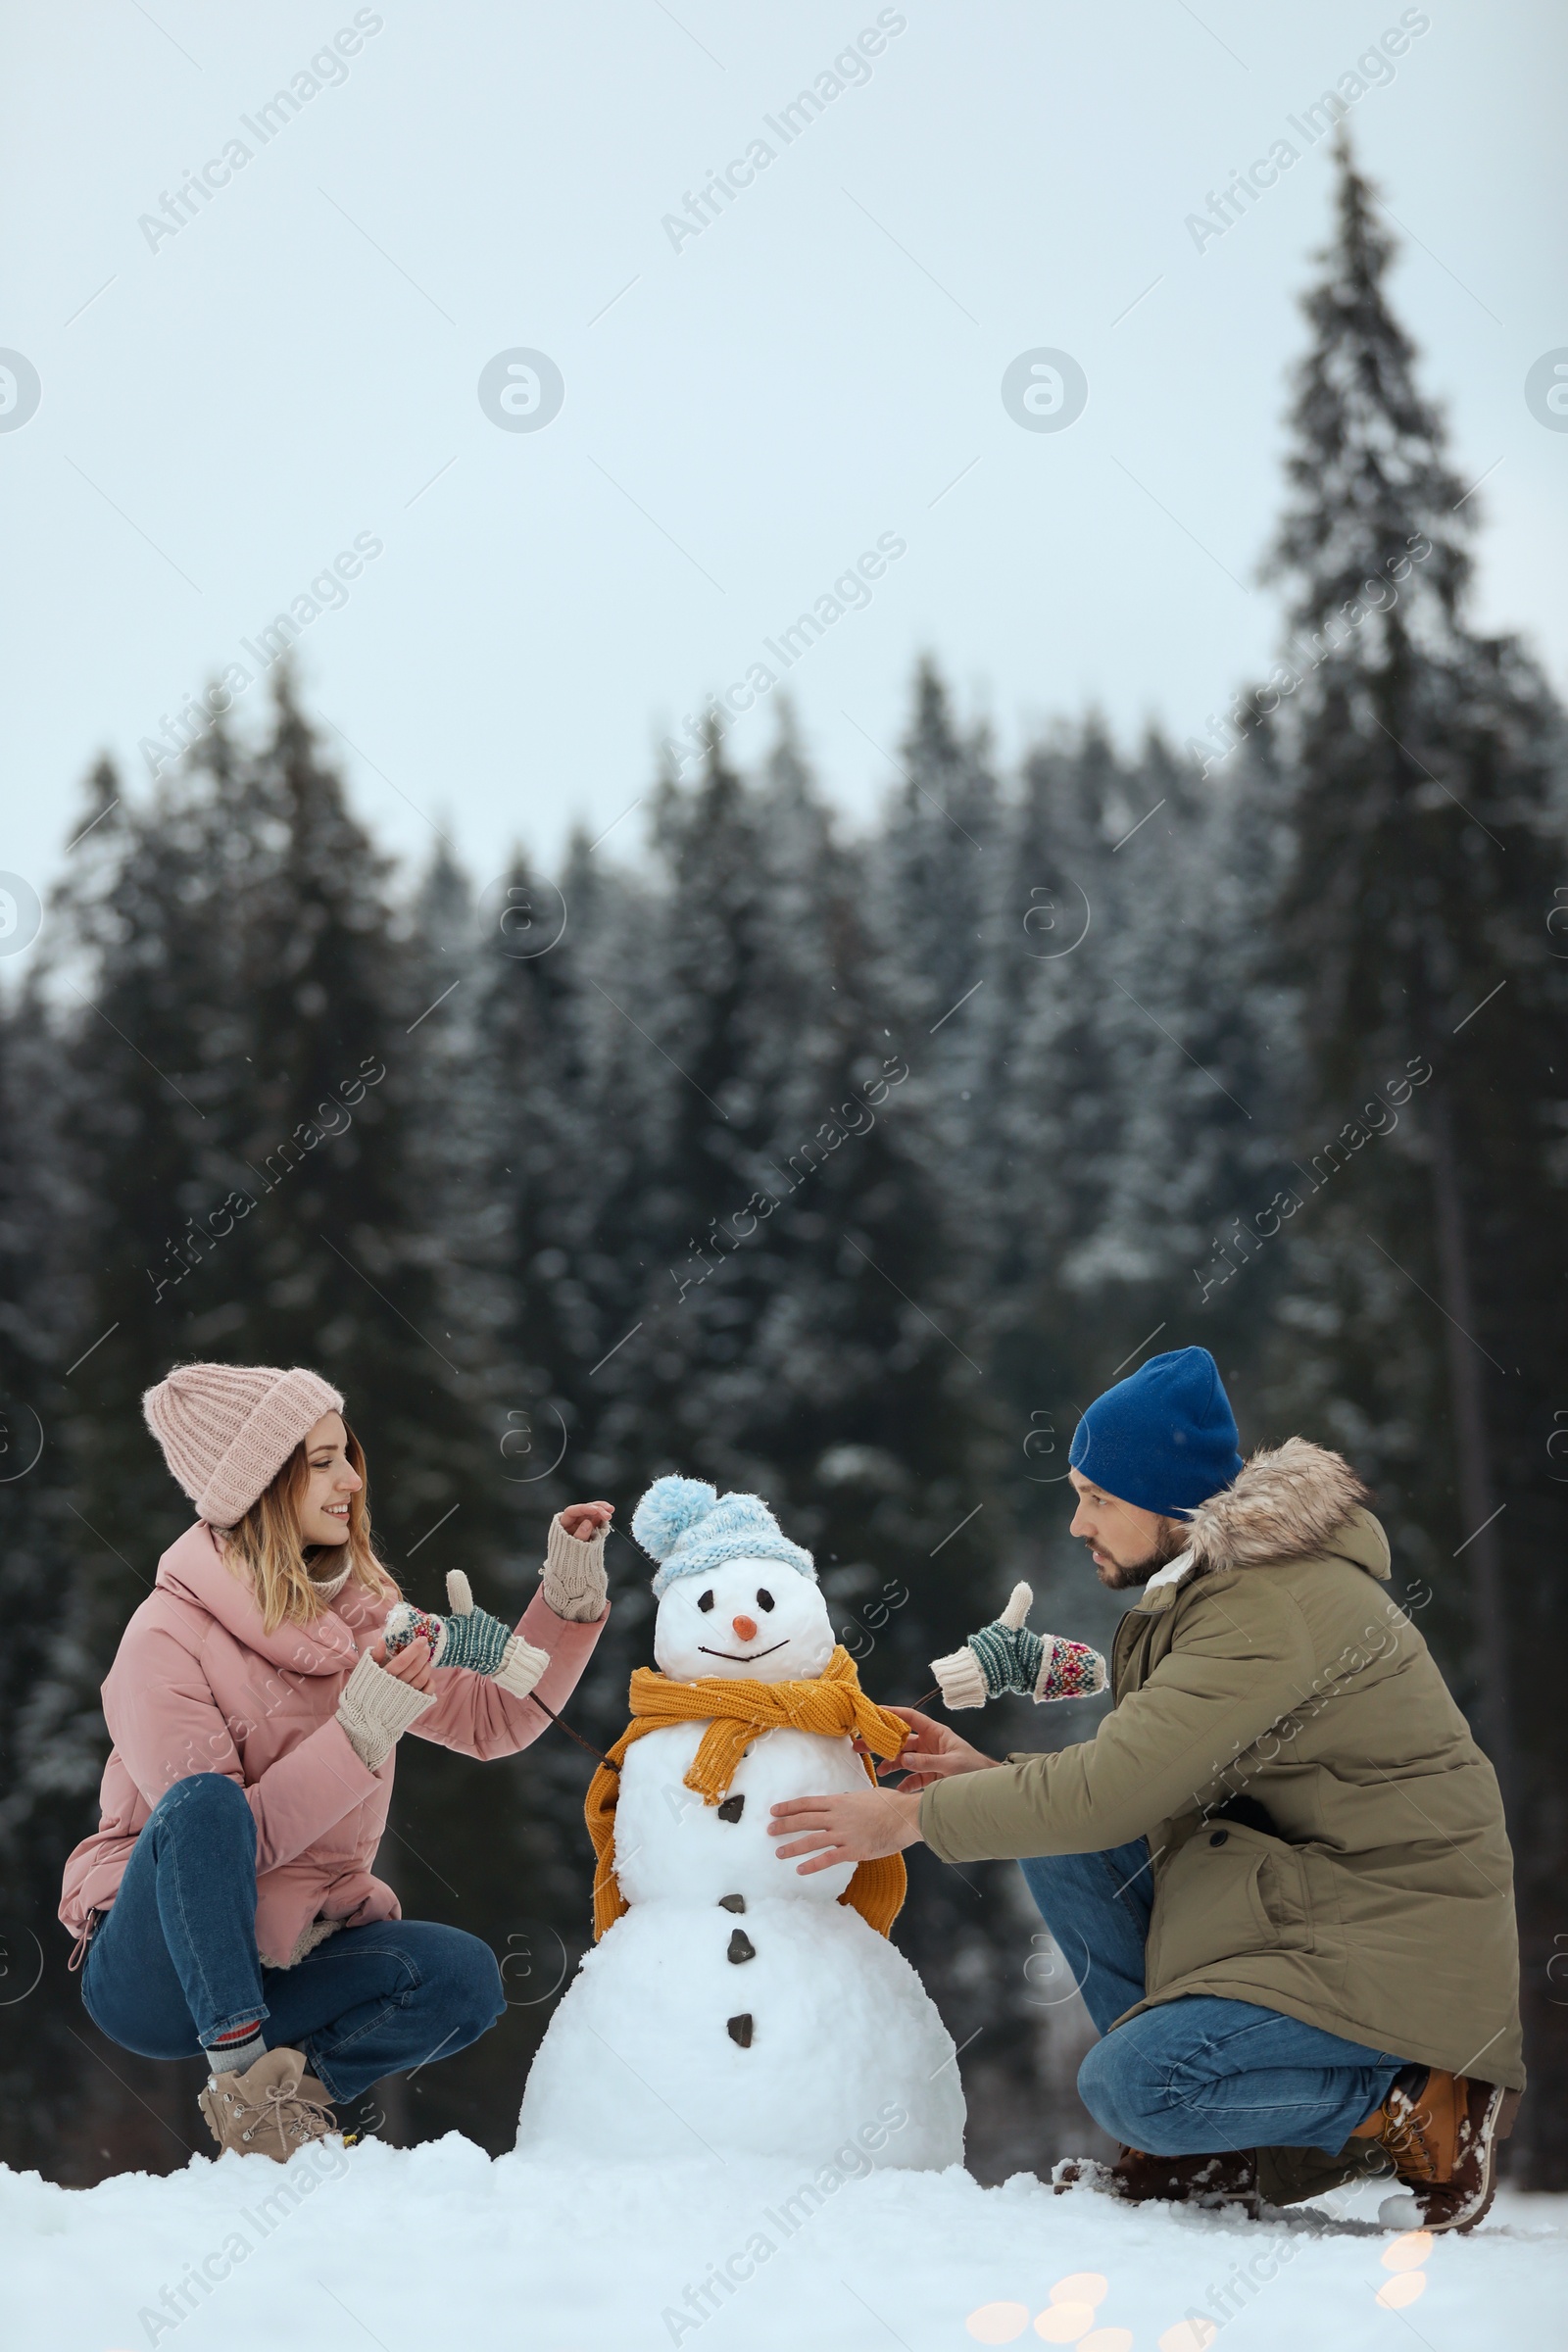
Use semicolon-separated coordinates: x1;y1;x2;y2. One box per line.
633;1474;834;1685
655;1552;834;1683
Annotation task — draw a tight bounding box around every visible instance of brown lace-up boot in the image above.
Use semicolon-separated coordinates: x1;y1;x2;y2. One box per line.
1350;2066;1521;2232
1054;2144;1261;2218
198;2045;338;2163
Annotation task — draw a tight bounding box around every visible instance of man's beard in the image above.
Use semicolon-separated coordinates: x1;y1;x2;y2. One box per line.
1084;1517;1189;1591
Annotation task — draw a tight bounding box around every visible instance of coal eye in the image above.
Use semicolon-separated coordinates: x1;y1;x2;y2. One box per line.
756;1589;775;1612
698;1589;714;1613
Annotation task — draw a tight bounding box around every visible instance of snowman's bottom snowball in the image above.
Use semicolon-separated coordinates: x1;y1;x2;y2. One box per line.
516;1897;966;2171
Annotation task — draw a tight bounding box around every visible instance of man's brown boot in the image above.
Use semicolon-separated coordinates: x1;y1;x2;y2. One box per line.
198;2045;338;2163
1054;2145;1261;2218
1255;2135;1396;2206
1350;2065;1521;2232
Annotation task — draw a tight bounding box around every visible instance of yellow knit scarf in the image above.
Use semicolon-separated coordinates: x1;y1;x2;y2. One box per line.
587;1645;909;1941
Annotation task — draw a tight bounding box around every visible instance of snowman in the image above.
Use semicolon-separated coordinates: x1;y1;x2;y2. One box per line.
515;1477;965;2170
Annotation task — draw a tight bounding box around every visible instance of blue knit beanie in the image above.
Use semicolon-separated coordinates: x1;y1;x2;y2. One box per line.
632;1475;816;1599
1068;1347;1244;1519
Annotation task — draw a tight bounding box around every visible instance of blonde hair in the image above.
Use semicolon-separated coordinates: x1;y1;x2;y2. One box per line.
220;1425;398;1634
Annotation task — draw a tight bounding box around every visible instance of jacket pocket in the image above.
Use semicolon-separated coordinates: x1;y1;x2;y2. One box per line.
1145;1821;1315;1992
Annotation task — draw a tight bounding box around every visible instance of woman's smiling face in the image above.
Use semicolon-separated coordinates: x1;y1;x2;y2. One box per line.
295;1410;362;1547
654;1555;834;1684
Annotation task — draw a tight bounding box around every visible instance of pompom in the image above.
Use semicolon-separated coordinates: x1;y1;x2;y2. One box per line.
631;1474;717;1562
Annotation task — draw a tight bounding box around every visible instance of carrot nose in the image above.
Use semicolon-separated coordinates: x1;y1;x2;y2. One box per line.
732;1615;759;1642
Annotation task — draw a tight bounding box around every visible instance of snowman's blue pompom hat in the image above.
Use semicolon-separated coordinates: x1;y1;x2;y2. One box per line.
632;1475;816;1599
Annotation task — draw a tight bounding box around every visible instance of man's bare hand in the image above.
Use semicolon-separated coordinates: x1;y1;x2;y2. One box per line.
875;1706;1000;1790
768;1788;925;1875
560;1500;613;1542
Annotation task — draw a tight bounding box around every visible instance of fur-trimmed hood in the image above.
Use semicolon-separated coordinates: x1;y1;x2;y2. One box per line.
1138;1439;1385;1610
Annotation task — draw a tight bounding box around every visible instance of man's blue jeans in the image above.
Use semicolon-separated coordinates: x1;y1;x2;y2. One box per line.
81;1774;505;2104
1020;1838;1405;2155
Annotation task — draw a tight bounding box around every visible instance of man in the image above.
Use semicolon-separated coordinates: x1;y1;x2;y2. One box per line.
769;1347;1522;2230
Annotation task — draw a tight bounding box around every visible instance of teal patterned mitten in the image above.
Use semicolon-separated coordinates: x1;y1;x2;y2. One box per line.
930;1584;1107;1709
432;1599;513;1676
967;1613;1048;1699
382;1571;549;1701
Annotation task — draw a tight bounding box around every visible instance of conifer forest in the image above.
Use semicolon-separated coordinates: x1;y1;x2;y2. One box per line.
3;150;1566;2190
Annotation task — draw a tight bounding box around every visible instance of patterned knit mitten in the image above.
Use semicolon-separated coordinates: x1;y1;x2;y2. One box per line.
383;1571;550;1702
930;1583;1107;1710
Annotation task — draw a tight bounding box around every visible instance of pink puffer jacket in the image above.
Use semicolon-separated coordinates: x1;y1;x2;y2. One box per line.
60;1521;608;1967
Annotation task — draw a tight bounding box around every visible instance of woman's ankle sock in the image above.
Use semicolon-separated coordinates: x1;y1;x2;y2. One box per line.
204;2024;266;2076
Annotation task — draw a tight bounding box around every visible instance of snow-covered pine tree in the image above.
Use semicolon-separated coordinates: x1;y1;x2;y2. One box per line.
1260;143;1567;1741
38;744;264;1790
977;719;1123;1564
612;717;995;1681
0;956;87;2178
470;833;655;1499
1259;140;1568;2180
975;714;1279;1552
453;827;668;2107
230;685;525;2146
18;742;276;2176
865;662;1006;1196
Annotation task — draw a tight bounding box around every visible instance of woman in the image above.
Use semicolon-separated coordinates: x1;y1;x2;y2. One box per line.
60;1361;612;2162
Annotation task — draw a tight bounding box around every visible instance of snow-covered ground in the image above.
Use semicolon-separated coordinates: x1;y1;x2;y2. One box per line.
8;2139;1565;2352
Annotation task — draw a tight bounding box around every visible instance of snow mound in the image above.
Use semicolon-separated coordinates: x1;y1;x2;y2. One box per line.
6;2138;1565;2351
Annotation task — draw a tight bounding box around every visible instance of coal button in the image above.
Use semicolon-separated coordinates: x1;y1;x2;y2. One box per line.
727;1930;756;1965
727;2013;754;2047
717;1892;746;1914
716;1795;745;1823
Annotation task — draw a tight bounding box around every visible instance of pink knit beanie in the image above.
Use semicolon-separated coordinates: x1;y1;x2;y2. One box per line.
142;1363;346;1529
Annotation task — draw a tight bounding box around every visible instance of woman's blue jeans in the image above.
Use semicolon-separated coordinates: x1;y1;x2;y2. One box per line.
1019;1838;1405;2154
81;1774;505;2104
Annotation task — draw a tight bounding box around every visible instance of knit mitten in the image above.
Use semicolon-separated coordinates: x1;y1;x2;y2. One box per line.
336;1648;437;1770
383;1571;550;1703
539;1514;609;1623
930;1583;1107;1710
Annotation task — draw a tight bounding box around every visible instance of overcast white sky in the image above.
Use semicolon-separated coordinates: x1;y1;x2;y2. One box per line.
4;0;1564;916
